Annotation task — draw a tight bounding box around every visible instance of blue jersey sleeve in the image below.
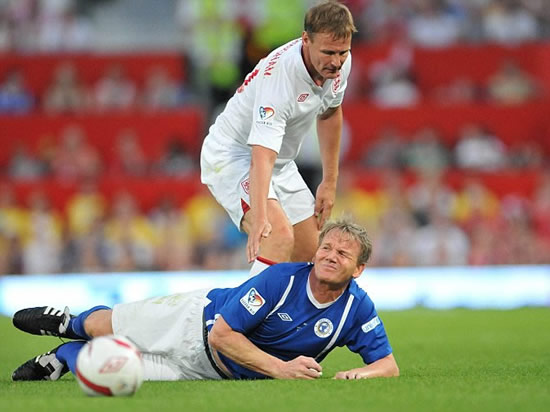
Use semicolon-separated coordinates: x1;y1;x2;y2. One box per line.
343;299;393;364
218;265;289;334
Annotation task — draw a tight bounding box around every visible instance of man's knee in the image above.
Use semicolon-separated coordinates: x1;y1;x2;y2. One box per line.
270;220;295;254
84;309;114;337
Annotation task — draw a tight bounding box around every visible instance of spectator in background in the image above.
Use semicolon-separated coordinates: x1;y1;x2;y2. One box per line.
0;0;36;51
431;76;480;105
110;129;148;176
452;179;500;231
104;192;158;271
406;170;455;227
356;0;409;44
407;0;463;48
140;66;184;110
409;207;470;266
531;173;550;245
149;197;193;270
51;124;102;181
486;60;537;105
370;67;420;108
508;140;544;169
36;2;94;51
65;179;105;238
0;68;33;113
7;142;47;179
361;126;405;169
155;138;195;177
43;62;90;113
0;7;12;51
454;123;508;170
0;185;26;274
368;41;419;108
175;0;243;109
482;0;538;45
22;191;63;274
498;195;537;264
402;127;451;172
94;64;136;111
371;205;415;267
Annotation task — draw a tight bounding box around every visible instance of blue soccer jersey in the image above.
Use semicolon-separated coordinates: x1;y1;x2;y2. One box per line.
204;262;392;379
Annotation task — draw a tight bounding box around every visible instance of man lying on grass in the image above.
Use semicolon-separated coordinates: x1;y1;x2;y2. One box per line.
12;219;399;380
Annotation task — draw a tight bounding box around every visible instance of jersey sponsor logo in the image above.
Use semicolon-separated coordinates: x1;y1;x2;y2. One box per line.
240;178;250;194
277;313;293;322
332;73;341;93
361;316;380;334
259;106;275;120
297;93;309;102
240;288;265;315
314;318;333;338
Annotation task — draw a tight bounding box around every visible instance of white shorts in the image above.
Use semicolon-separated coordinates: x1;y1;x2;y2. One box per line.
112;289;222;381
200;136;315;229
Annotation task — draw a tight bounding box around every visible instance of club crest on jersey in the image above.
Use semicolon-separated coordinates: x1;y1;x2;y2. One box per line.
314;318;333;338
240;288;265;315
332;73;341;93
259;106;275;120
297;93;309;102
240;178;250;194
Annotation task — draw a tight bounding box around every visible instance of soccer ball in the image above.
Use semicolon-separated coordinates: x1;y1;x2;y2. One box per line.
76;335;144;396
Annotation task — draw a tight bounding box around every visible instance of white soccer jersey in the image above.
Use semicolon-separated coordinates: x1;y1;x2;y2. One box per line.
203;38;352;171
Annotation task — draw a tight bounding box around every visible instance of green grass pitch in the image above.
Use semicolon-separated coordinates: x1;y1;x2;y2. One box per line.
1;308;549;411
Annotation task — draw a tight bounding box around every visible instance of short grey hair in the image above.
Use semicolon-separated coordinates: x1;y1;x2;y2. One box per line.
319;218;373;266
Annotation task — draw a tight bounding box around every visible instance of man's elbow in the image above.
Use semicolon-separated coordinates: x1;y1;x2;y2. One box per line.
208;327;225;352
389;363;400;377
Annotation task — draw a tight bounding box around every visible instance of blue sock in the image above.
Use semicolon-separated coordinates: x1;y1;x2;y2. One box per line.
69;305;111;340
56;341;86;375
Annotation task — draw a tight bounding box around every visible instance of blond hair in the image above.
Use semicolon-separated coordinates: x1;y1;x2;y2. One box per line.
304;1;357;40
319;217;372;266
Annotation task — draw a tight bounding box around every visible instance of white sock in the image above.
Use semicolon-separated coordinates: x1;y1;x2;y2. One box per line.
249;257;276;278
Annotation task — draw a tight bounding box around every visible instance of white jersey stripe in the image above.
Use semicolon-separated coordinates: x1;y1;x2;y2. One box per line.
266;276;295;319
315;294;355;361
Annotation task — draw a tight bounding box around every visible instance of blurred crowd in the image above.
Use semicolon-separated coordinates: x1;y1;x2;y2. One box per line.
1;0;550;274
0;62;191;115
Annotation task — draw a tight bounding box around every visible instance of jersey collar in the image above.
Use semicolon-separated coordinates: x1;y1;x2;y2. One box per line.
306;272;344;309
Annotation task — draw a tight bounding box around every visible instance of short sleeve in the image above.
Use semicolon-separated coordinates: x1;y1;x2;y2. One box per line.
343;298;393;364
247;67;295;153
218;266;286;334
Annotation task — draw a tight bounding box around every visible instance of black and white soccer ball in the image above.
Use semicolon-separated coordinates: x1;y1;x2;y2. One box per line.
76;335;144;396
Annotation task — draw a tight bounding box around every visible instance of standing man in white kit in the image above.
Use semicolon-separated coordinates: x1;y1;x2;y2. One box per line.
201;1;356;276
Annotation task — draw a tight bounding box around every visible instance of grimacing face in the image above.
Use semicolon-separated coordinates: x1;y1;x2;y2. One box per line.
312;229;365;287
302;31;351;82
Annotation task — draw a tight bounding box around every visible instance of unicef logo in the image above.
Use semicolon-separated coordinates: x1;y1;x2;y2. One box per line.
314;318;333;338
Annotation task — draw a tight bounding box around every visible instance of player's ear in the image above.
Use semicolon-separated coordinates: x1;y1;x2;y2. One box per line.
302;31;310;45
352;263;366;280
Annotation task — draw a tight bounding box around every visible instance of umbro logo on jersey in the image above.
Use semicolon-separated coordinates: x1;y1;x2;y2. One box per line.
277;313;293;321
297;93;309;102
240;288;265;315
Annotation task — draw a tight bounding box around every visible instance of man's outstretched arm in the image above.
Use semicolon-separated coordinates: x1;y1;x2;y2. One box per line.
208;315;322;379
315;105;342;229
333;353;399;379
